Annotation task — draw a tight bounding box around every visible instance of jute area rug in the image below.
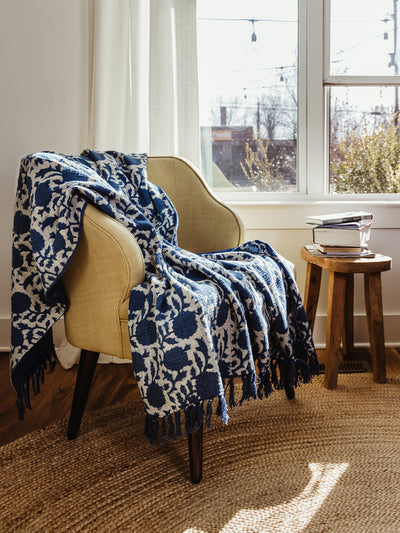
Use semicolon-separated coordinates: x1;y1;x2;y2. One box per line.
1;374;400;533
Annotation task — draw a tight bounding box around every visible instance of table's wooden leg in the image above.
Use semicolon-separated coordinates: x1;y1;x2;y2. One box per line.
303;262;322;334
325;271;346;389
364;272;386;383
342;273;354;358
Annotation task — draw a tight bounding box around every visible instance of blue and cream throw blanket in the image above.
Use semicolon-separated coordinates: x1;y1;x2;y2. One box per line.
11;150;318;442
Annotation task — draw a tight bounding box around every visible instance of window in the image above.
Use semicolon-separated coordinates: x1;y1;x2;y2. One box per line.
197;0;299;193
327;0;400;194
197;0;400;198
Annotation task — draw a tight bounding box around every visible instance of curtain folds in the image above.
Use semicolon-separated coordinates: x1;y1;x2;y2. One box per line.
56;0;200;368
88;0;200;167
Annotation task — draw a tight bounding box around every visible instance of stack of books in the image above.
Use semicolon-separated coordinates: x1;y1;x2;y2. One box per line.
305;211;375;257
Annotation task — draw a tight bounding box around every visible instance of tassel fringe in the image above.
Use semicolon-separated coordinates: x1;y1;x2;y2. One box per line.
12;329;57;421
143;351;319;445
15;353;56;420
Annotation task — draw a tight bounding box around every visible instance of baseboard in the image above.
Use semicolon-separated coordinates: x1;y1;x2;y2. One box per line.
0;318;10;352
310;314;400;348
1;314;400;353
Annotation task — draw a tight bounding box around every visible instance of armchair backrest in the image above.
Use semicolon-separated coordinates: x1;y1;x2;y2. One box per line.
62;155;245;357
147;156;244;253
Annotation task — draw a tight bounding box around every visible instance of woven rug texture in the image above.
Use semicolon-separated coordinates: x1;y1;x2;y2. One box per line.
1;374;400;533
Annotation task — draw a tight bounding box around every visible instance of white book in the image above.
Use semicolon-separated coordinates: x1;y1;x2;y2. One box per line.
312;221;372;247
305;211;373;226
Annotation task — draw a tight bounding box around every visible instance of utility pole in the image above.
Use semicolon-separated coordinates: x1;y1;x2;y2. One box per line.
388;0;400;120
220;106;227;127
387;0;399;121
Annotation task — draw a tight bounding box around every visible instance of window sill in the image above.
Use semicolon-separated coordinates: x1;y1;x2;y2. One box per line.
219;196;400;230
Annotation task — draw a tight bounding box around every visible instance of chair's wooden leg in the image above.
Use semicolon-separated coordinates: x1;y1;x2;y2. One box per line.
188;422;204;483
342;273;354;358
303;262;322;334
285;386;295;400
325;271;346;389
364;272;386;383
67;349;99;440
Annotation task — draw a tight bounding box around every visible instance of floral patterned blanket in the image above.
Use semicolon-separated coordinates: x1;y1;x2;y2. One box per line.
11;150;318;441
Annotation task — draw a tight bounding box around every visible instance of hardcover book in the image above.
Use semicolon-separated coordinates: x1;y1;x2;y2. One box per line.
305;244;375;258
312;220;372;247
315;244;364;253
313;244;375;257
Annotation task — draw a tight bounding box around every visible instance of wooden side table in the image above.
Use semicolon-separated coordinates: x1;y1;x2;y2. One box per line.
300;246;392;389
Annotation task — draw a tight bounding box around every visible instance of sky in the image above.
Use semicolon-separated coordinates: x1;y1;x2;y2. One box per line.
197;0;399;125
197;0;298;124
330;0;395;76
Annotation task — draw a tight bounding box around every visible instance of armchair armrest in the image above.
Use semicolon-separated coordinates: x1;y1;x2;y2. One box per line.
62;203;145;358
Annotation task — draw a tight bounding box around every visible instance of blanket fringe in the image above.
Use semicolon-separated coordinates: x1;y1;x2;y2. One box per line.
144;392;229;445
227;377;236;408
16;354;56;420
205;399;213;430
258;354;319;399
240;373;258;405
12;330;57;420
144;353;319;446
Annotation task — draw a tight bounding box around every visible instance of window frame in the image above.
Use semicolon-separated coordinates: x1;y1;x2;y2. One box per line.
215;0;400;205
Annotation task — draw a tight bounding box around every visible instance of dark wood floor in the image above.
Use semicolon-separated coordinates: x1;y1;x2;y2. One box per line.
1;347;400;447
0;354;141;447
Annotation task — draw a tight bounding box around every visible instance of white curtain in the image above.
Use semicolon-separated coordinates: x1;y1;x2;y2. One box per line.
56;0;200;368
87;0;200;167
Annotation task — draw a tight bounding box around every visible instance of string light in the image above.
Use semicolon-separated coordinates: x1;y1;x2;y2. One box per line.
198;17;296;44
250;19;257;42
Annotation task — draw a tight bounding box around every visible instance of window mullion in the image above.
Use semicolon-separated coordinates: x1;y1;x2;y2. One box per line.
323;0;331;80
306;0;325;196
325;75;400;86
297;0;307;193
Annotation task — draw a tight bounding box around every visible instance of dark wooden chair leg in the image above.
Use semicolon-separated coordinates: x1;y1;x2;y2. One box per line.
67;349;99;440
285;386;295;400
188;422;204;483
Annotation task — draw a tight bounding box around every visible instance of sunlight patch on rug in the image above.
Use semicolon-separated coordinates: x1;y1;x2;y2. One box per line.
183;462;349;533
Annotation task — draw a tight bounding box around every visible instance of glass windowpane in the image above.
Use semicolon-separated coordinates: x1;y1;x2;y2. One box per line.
197;0;298;192
329;86;400;193
330;0;398;76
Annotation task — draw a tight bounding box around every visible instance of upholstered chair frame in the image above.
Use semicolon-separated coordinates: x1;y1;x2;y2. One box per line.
62;156;245;483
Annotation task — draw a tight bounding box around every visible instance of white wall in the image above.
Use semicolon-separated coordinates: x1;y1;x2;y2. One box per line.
0;0;89;348
230;202;400;347
0;1;399;350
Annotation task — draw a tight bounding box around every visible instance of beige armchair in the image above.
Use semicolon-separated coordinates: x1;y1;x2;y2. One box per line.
62;156;244;483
